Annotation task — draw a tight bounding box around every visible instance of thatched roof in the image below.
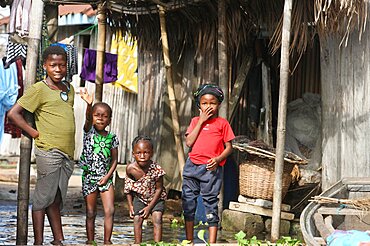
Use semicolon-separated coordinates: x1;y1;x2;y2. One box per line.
45;0;369;57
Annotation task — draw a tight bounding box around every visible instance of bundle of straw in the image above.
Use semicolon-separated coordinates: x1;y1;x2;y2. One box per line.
310;196;370;211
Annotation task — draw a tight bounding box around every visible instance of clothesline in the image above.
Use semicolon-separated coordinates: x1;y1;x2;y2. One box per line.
73;23;98;37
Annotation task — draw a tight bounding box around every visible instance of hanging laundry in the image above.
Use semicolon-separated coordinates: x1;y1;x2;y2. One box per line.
4;58;23;139
80;48;118;83
3;36;27;69
0;61;19;144
8;0;31;38
110;30;138;93
36;17;51;82
51;43;78;82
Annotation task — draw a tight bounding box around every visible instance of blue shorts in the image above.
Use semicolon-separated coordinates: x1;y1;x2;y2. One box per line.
181;158;222;226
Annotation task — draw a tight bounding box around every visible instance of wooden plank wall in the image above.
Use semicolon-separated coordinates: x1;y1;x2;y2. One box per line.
321;29;370;190
136;45;218;191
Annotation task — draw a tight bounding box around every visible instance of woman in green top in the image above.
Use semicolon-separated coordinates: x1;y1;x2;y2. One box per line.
8;45;75;245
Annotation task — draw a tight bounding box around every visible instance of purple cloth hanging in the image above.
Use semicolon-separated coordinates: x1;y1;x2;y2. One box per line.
80;48;118;83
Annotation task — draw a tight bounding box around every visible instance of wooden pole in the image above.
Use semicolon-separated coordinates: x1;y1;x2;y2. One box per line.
16;0;44;244
218;0;228;118
45;4;58;43
218;0;228;221
271;0;293;241
95;1;106;103
158;5;186;178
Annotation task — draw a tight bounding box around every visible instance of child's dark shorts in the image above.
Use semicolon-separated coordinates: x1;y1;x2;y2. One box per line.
182;158;222;226
133;196;165;216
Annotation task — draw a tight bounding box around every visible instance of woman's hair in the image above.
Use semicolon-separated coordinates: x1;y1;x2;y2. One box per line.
42;45;67;63
132;135;153;150
92;102;112;118
194;83;224;108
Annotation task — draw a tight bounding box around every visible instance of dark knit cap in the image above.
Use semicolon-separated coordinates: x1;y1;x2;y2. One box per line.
194;84;224;108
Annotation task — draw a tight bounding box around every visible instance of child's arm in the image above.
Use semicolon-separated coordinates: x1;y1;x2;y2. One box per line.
139;176;164;219
185;108;213;147
98;147;118;186
206;141;233;171
80;88;93;132
7;103;39;138
125;165;135;218
126;192;135;218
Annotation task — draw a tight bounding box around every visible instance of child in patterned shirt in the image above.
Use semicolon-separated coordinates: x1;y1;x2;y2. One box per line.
79;88;119;245
124;135;167;244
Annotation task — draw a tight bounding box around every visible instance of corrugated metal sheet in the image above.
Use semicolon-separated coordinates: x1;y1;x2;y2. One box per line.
59;13;96;26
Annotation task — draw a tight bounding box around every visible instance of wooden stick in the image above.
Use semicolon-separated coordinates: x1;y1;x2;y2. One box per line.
95;1;106;103
158;5;185;178
271;0;293;241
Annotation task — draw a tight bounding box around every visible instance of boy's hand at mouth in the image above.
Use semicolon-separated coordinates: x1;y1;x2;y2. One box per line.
199;107;213;123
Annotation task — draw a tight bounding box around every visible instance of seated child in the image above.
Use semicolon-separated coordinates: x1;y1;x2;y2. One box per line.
124;136;167;244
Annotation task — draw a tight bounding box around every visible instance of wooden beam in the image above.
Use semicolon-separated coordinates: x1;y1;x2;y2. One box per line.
218;0;228;223
257;62;273;146
271;0;293;242
228;55;253;122
229;202;295;221
158;5;186;178
17;0;44;244
318;207;370;216
95;1;106;103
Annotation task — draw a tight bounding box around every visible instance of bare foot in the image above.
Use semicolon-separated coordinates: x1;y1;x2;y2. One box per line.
51;240;63;245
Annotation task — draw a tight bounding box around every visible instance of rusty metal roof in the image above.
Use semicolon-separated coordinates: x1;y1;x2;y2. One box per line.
58;4;96;17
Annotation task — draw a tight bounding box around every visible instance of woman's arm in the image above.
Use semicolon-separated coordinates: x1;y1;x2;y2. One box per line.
7;103;39;138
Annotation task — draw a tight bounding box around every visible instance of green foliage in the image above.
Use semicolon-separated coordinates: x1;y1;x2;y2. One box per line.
276;236;301;246
141;226;301;245
170;218;183;229
234;231;302;245
197;229;210;246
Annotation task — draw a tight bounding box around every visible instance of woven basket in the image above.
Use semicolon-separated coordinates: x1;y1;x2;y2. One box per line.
239;155;294;201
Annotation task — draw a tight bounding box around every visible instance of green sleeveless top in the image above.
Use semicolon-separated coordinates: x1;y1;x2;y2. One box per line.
17;81;76;158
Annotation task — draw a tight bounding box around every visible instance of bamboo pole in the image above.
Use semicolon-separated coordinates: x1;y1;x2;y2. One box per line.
271;0;293;241
16;0;44;244
95;1;106;103
218;0;228;221
158;5;186;178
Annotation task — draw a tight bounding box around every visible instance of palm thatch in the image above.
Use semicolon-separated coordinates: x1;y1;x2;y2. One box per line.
107;0;257;57
44;0;369;61
314;0;368;47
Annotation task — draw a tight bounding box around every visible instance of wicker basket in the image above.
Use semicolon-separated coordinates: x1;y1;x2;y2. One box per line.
239;155;294;201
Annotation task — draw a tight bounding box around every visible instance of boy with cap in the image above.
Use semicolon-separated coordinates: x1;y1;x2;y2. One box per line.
182;84;235;243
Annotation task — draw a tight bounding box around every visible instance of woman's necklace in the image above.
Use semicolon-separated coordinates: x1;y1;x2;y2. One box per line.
43;79;60;90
